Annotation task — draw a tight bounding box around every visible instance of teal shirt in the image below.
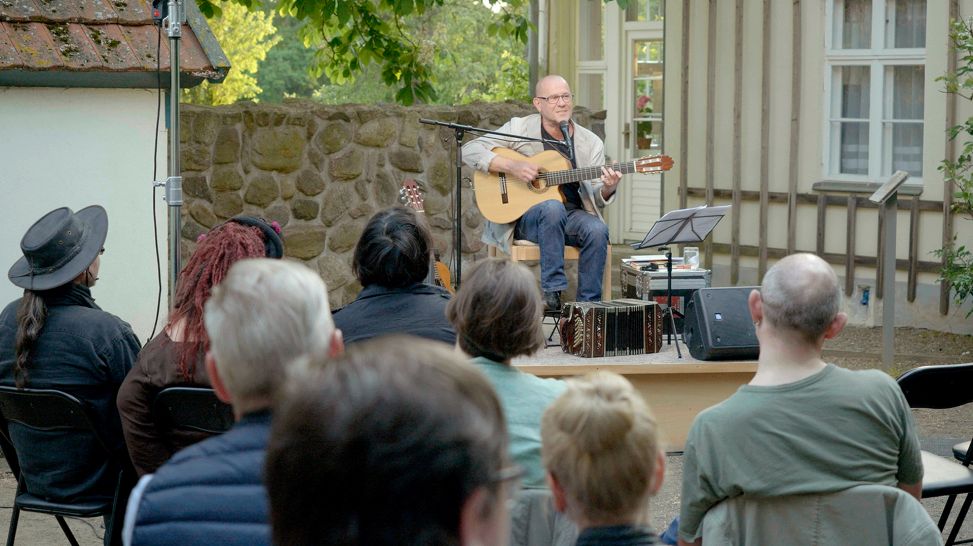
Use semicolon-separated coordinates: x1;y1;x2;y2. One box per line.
679;364;923;542
471;356;567;488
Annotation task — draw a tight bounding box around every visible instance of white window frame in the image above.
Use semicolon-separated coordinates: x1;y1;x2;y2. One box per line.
823;0;925;184
576;0;608;112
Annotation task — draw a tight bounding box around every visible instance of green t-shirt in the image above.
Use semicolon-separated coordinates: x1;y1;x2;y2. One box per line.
472;356;566;488
679;364;923;542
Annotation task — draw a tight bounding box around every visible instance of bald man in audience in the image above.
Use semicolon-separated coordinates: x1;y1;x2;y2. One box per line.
678;253;923;546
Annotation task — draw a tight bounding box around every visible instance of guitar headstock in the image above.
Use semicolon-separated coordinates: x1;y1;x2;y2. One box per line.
399;179;424;213
634;154;675;174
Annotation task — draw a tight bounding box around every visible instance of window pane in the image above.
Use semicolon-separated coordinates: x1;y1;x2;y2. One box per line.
576;73;605;111
835;0;871;49
840;66;870;118
625;0;664;22
636;120;663;153
887;0;926;48
891;123;923;176
840;122;869;174
890;65;923;120
579;0;605;61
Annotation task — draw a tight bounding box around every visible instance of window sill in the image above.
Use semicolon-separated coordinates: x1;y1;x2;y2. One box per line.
812;179;923;197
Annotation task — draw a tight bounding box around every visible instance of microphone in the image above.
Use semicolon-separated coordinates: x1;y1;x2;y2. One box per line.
559;120;575;164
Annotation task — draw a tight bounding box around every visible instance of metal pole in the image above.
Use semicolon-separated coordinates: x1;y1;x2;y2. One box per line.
166;0;184;309
881;194;896;369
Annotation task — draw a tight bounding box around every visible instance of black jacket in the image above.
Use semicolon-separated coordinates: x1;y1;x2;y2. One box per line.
0;284;140;502
333;283;456;346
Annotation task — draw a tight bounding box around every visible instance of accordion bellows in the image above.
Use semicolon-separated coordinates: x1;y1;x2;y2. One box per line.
559;299;664;358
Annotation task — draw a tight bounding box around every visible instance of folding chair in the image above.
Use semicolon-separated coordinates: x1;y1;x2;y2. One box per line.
152;386;234;435
897;363;973;546
0;386;128;546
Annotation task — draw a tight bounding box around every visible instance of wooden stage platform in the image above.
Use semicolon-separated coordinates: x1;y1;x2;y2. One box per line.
513;341;757;452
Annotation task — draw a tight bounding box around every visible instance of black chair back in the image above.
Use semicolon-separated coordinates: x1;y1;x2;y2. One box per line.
153;387;234;434
0;386;111;453
897;363;973;410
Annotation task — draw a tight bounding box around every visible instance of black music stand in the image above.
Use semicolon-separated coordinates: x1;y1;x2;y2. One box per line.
632;205;730;358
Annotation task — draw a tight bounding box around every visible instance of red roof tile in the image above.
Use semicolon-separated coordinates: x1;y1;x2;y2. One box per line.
0;0;228;87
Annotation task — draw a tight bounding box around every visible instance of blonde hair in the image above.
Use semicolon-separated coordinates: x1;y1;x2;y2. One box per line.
541;371;660;524
204;258;334;402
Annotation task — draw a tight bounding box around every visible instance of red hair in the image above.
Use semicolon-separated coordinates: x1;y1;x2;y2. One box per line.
170;222;266;381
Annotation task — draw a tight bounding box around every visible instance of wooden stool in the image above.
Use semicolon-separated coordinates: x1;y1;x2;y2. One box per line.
488;240;612;300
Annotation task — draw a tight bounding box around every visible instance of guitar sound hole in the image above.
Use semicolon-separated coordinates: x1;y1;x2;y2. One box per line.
529;179;546;193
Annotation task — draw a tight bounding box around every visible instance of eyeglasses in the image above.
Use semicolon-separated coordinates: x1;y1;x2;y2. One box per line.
536;93;573;105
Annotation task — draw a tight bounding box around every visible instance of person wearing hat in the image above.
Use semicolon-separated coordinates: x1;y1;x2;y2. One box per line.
0;205;142;540
117;216;285;476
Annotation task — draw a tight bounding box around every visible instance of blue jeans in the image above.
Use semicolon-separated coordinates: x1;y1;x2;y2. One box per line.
514;200;609;301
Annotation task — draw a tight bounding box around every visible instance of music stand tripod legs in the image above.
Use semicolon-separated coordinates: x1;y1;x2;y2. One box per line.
659;247;683;358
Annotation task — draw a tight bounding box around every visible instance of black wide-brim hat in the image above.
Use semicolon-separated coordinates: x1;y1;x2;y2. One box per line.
8;206;109;291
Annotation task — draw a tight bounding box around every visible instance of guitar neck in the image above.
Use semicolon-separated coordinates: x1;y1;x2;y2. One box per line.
537;161;640;187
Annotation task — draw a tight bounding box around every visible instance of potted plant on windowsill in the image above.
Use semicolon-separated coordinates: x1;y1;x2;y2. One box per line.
636;95;653;149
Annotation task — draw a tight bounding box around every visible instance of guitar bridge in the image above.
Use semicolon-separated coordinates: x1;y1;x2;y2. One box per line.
499;173;509;204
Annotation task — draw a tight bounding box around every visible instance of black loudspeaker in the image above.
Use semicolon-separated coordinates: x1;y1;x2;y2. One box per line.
683;287;760;361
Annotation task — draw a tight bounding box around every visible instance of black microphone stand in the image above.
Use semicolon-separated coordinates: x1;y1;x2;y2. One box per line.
418;119;564;291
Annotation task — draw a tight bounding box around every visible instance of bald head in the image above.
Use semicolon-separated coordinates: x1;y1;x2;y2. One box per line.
759;253;842;343
535;75;570;97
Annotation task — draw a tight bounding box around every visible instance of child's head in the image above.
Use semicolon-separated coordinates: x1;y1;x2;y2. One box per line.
541;371;664;527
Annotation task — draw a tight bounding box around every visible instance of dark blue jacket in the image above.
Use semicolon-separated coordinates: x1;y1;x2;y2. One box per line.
0;284;140;502
333;282;455;345
129;410;272;546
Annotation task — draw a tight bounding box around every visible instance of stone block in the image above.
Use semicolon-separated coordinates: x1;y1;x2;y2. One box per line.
213;191;244;219
213;126;241;164
327;222;363;254
183;174;210;199
348;203;373;220
265;204;291;227
182;144;211;172
354;178;370;200
315;122;350;154
280;175;296;200
357;109;384;124
427;159;451;195
189;201;218;228
320;186;355;227
179;112;191;144
388;148;423;173
398;114;420;148
354;118;397;147
291;198;320;220
317;254;352;289
329;149;364;181
423;189;448;216
210;166;243;191
284;225;327;260
296;169;325;196
181;217;206;242
372;170;399;207
244;174;279;207
193;110;221;146
251;127;306;173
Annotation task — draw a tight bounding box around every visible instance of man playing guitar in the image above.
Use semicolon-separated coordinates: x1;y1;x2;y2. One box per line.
463;75;622;312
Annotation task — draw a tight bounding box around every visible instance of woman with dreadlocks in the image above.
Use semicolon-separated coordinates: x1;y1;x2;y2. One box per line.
0;206;141;543
117;216;283;476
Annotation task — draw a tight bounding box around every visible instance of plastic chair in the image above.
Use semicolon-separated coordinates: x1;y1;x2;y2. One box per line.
0;386;127;546
897;363;973;546
701;484;942;545
152;386;234;435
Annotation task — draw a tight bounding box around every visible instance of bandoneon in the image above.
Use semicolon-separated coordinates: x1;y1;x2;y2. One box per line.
560;299;663;358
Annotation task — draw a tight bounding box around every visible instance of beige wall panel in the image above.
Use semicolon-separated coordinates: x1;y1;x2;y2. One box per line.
685;1;711;201
767;203;790;249
922;0;950;201
712;0;737;192
797;0;827;192
766;0;794;195
794;204;819;251
739;0;765;194
663;0;687;213
739;201;762;247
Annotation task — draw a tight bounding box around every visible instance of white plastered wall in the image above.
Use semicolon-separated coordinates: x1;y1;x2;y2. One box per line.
0;87;169;342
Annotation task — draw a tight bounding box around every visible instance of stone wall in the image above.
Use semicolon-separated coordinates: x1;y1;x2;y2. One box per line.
180;101;604;307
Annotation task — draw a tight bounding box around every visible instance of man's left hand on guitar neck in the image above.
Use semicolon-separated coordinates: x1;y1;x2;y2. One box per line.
600;166;623;199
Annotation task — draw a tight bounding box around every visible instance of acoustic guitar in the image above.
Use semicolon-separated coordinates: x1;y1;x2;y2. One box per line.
472;148;674;224
399;179;455;294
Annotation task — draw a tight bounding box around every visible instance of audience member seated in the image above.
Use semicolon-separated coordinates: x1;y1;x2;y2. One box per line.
265;337;515;546
542;371;665;546
0;205;141;545
447;258;564;488
677;253;923;546
117;216;283;476
123;259;341;546
333;206;455;345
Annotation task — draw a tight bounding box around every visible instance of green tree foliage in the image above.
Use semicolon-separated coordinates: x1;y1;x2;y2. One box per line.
936;17;973;316
255;14;319;102
184;2;281;105
197;0;629;105
311;0;529;105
